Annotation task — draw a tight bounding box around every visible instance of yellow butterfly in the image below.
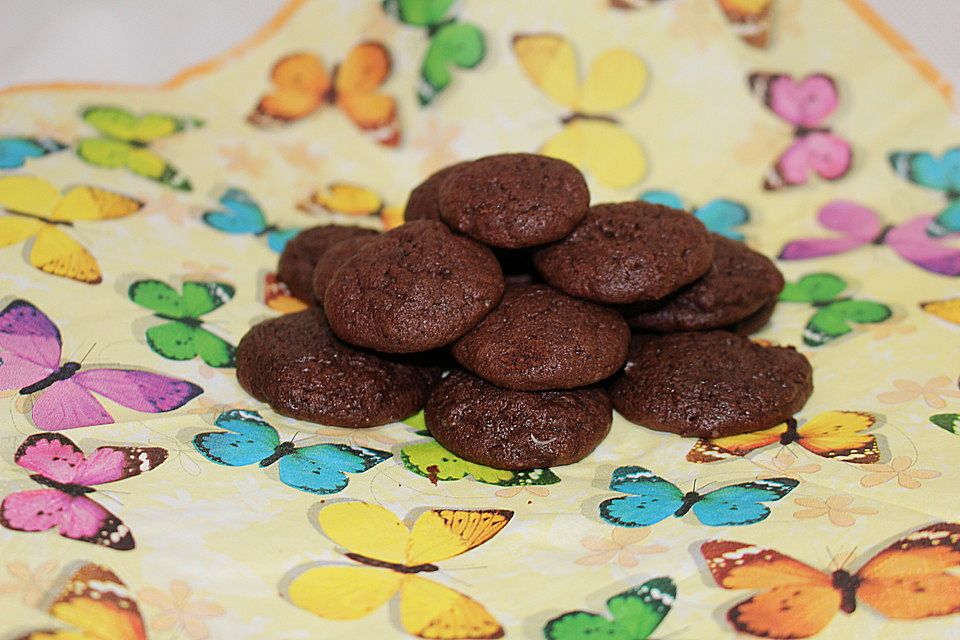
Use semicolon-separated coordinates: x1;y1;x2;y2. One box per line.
921;298;960;326
288;501;512;639
512;33;648;189
19;563;147;639
299;182;404;230
0;175;143;284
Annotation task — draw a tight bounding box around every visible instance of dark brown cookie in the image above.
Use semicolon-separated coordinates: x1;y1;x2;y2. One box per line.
533;202;714;304
311;235;379;303
610;331;813;439
425;369;612;470
277;225;379;302
622;235;784;332
725;299;777;336
236;308;441;427
403;162;469;222
324;220;505;353
452;284;630;390
438;153;589;249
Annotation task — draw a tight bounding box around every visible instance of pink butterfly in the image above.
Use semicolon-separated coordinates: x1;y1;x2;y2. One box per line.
780;200;960;276
0;299;203;430
749;72;853;190
0;432;167;549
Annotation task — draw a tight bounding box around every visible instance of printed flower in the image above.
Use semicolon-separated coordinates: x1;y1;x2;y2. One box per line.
793;494;878;527
181;261;230;281
733;121;786;166
311;426;397;448
576;528;667;568
668;1;725;49
218;143;265;178
0;560;60;606
278;141;325;173
860;456;941;489
863;316;916;340
411;116;462;175
32;116;79;140
186;397;256;422
141;191;194;227
494;485;551;499
139;580;225;640
876;376;960;409
754;448;821;480
779;0;805;38
147;429;203;477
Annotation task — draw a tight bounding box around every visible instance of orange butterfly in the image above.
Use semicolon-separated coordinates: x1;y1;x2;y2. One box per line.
248;42;401;147
701;522;960;638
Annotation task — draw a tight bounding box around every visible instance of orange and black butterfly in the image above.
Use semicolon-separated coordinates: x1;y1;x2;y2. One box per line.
701;522;960;638
248;42;400;147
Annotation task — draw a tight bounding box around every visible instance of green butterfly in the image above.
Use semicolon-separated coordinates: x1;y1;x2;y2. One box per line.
930;413;960;435
399;412;561;486
544;577;676;640
382;0;485;105
77;106;203;191
779;273;891;346
129;279;236;368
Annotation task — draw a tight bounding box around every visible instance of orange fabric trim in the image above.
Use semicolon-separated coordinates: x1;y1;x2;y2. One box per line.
841;0;954;104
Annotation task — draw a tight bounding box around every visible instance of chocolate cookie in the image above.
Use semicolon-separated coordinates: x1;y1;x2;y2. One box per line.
452;284;630;390
725;299;777;336
311;235;379;303
278;225;379;302
425;369;612;470
236;308;441;427
438;153;590;249
610;331;813;438
622;235;784;332
533;202;713;304
403;162;468;222
324;220;505;353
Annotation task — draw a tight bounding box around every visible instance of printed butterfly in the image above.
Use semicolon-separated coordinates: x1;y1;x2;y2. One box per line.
611;0;774;48
299;182;403;230
748;72;852;190
921;297;960;325
128;279;237;368
0;174;143;283
687;411;880;464
0;299;203;430
512;33;647;189
599;466;797;527
778;273;892;346
383;0;486;105
202;188;299;253
930;413;960;435
288;501;511;639
249;42;401;147
1;433;166;550
641;189;749;240
544;577;675;640
76;105;202;191
15;563;148;639
0;136;67;169
779;200;960;276
890;147;960;236
702;522;960;638
263;272;309;313
194;410;390;494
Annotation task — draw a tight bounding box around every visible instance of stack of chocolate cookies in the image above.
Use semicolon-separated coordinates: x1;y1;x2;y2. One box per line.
237;153;813;471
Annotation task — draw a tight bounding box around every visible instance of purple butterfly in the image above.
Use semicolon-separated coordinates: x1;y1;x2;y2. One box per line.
0;299;203;430
779;200;960;276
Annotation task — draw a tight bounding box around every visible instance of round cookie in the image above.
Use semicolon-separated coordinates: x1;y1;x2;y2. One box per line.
236;308;441;427
725;299;777;336
438;153;589;249
312;235;379;303
452;284;630;390
278;225;379;302
610;331;813;439
425;369;612;470
403;162;469;222
533;202;714;304
622;235;784;332
324;220;505;353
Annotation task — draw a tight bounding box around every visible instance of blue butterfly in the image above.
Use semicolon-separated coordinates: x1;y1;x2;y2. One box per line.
202;188;300;252
889;148;960;237
193;410;391;494
640;190;750;241
0;137;68;169
599;466;798;527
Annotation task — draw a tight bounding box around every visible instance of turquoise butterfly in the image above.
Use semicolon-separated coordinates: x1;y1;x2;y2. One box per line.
779;273;892;347
544;577;676;640
194;410;391;494
599;466;797;527
202;188;299;253
128;279;237;368
890;147;960;236
0;137;67;169
640;189;749;240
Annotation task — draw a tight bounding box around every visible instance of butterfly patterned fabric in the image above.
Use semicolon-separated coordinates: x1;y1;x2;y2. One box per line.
0;137;67;169
202;188;300;253
778;273;892;346
544;577;676;640
890;147;960;236
640;189;750;240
